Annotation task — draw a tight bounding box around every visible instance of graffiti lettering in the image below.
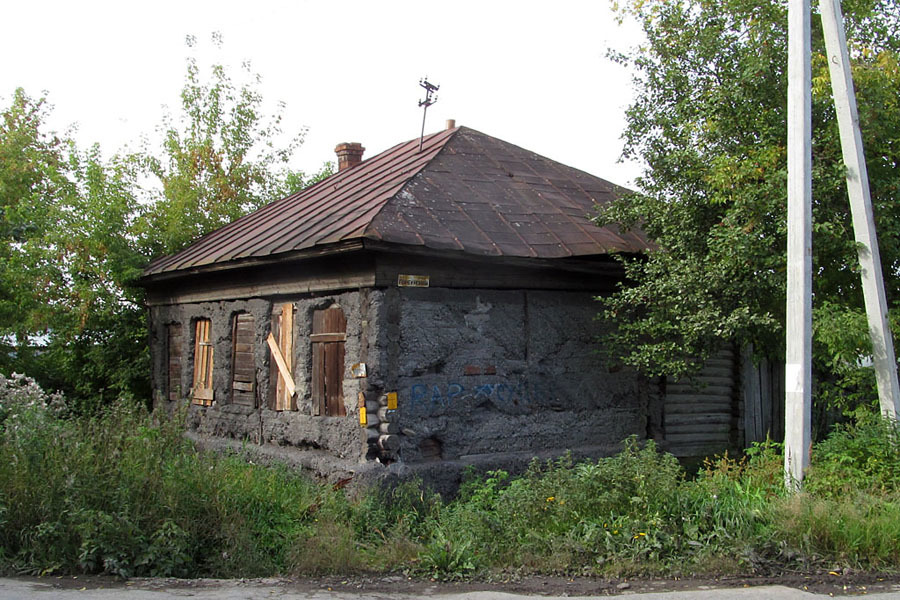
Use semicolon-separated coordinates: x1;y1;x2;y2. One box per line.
407;379;554;412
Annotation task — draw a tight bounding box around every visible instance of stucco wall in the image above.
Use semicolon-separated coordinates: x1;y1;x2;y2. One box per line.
149;291;374;462
382;288;652;464
149;285;655;487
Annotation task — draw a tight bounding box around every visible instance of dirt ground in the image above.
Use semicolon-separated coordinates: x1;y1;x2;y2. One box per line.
30;570;900;597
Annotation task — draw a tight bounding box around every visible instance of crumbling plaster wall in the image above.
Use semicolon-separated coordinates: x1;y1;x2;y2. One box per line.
150;290;376;461
378;287;652;465
148;284;655;485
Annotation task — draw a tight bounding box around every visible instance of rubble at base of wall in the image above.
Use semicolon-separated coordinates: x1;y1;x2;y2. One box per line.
184;430;626;498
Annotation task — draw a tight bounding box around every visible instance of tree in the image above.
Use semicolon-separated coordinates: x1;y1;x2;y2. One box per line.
599;0;900;411
0;89;73;346
0;89;146;410
134;34;332;257
0;36;333;409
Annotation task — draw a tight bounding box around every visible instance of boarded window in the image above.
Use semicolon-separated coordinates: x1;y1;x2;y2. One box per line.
267;303;296;411
192;319;214;406
312;305;347;416
231;313;256;406
166;323;183;401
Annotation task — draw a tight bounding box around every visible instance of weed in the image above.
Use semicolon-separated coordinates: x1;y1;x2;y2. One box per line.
3;379;900;579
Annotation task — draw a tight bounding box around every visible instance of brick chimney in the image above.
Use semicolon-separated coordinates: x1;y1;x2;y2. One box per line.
334;143;365;172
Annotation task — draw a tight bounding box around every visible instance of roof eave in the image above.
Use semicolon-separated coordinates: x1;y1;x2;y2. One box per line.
137;239;366;287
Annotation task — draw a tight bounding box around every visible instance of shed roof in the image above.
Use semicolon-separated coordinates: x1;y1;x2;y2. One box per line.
143;126;649;277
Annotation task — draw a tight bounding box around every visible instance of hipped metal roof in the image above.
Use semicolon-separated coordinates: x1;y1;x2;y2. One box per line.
143;126;649;278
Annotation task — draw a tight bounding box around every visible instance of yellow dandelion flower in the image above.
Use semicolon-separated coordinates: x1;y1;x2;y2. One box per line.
546;496;555;502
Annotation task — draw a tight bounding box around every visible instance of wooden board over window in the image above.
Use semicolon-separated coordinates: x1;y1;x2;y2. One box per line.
192;319;214;406
312;305;347;417
167;323;183;401
268;303;296;411
231;313;256;407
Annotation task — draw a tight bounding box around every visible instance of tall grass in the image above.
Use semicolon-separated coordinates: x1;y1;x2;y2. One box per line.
2;373;900;579
0;395;338;577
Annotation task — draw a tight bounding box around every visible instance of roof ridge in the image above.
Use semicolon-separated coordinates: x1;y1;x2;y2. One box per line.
361;126;461;239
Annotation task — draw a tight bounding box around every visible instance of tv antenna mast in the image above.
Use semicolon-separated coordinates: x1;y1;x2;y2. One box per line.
418;77;439;152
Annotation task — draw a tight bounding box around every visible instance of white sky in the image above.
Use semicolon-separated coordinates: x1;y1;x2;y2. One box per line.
1;0;645;189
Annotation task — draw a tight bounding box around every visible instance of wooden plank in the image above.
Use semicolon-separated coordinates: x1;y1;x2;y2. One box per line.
192;321;204;391
665;413;733;426
310;333;347;343
665;402;733;414
146;272;377;306
312;342;324;415
233;349;254;361
666;423;732;435
234;366;256;379
312;308;326;334
192;319;215;402
324;306;347;334
194;387;214;401
231;314;256;409
324;341;346;416
233;391;255;406
204;342;214;389
666;384;733;396
703;359;734;368
266;332;296;397
268;311;280;410
280;303;294;411
666;432;731;444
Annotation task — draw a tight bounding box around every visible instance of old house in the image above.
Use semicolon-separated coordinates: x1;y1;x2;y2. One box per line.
141;124;777;489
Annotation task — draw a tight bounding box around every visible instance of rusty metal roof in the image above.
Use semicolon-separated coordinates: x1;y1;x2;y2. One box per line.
143;126;649;277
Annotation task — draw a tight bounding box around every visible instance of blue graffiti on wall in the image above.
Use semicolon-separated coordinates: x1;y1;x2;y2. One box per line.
407;379;554;412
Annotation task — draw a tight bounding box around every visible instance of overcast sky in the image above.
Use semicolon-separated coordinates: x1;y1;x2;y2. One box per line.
1;0;645;188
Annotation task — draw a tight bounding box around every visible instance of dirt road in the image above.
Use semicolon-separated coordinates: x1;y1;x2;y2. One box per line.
3;575;900;600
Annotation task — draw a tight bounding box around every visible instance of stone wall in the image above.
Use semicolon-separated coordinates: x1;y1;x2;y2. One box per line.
149;290;374;462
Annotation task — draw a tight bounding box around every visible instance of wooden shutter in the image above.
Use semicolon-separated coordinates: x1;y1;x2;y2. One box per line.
312;306;347;417
268;303;296;411
192;319;214;405
231;314;256;406
167;323;183;401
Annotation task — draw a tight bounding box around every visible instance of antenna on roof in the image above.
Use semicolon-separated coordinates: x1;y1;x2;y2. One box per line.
418;77;439;152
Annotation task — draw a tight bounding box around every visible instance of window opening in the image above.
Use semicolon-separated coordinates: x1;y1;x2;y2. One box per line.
231;313;256;407
312;305;347;416
267;303;296;411
192;319;214;405
166;323;183;401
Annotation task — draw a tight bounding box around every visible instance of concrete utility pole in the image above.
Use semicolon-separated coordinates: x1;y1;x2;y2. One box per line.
785;0;813;490
819;0;900;420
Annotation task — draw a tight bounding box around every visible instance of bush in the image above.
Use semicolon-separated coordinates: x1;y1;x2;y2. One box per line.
0;395;328;577
3;380;900;579
806;412;900;497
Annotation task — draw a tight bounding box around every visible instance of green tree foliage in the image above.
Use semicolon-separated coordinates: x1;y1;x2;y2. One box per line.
600;0;900;409
0;35;331;408
0;90;73;344
0;91;147;410
135;34;330;257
